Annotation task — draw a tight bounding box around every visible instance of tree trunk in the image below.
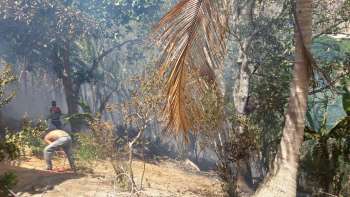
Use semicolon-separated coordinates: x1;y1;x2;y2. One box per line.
0;111;4;140
233;41;252;126
237;159;254;195
253;0;312;196
233;44;254;195
230;1;260;194
61;41;81;132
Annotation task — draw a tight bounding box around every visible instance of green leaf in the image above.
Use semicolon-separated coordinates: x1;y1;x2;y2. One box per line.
304;126;320;140
78;100;92;113
343;86;350;116
306;110;315;130
328;116;350;139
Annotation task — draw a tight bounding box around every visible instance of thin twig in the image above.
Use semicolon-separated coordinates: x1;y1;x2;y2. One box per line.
140;131;146;190
318;191;338;197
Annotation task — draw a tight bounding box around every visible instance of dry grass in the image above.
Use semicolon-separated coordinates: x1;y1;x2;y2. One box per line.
0;157;223;197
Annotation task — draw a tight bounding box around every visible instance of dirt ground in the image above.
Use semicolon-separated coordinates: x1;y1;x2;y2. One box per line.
0;157;224;197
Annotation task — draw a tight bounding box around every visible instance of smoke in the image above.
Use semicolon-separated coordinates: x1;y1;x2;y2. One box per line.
0;65;68;130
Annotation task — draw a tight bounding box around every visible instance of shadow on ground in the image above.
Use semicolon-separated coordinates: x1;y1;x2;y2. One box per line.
0;163;83;195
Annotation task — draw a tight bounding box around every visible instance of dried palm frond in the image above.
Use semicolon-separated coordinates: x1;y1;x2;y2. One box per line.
153;0;230;137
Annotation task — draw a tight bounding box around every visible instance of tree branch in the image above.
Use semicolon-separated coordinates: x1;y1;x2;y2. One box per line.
87;38;142;76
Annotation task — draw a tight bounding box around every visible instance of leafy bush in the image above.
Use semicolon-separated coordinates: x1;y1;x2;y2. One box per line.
73;114;133;190
301;92;350;196
72;116;122;173
74;133;99;170
0;139;20;162
0;139;19;196
0;64;18;161
0;65;18;196
7;120;47;157
0;64;16;109
0;172;17;196
216;113;261;196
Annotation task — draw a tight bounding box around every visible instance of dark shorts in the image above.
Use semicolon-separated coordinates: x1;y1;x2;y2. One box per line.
52;120;62;129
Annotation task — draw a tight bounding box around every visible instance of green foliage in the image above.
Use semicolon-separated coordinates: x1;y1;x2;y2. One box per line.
216;112;261;196
337;155;350;197
301;36;350;195
71;112;122;173
0;0;99;37
0;0;165;71
311;36;350;96
75;0;164;25
73;133;99;171
0;63;18;159
312;36;349;65
301;94;350;195
0;139;20;162
0;65;16;109
0;64;18;196
7;120;47;157
62;101;94;130
0;172;17;196
0;0;169;135
343;85;350;115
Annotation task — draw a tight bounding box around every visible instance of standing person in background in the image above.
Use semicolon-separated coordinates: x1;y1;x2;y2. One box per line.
49;101;62;129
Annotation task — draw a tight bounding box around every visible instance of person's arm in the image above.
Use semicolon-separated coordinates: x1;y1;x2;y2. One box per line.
57;107;62;116
47;107;53;120
44;134;52;144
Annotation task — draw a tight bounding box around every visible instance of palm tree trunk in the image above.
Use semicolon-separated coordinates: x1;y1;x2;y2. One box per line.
253;0;312;196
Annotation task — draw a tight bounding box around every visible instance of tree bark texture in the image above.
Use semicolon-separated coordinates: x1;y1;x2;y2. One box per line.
253;0;312;196
61;41;81;132
233;44;254;195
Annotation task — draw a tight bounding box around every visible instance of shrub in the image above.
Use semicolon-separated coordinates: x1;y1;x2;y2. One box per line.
0;172;17;196
7;119;47;157
0;140;20;162
73;132;99;171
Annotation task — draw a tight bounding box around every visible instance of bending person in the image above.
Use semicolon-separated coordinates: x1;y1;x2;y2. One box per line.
43;129;76;172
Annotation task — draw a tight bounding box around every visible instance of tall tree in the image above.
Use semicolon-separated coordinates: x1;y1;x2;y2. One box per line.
0;0;165;130
154;0;314;196
253;0;312;196
228;1;292;194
